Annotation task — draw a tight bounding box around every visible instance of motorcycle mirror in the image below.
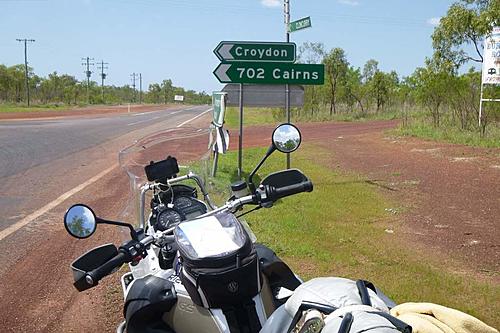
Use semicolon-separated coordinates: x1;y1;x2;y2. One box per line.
272;123;301;153
64;204;97;239
248;123;302;193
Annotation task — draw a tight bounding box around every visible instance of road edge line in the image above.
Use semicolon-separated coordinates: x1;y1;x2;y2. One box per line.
0;163;118;241
176;108;212;128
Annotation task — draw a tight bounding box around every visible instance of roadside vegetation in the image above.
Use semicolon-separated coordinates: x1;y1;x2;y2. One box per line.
226;0;499;147
0;66;210;110
210;146;499;328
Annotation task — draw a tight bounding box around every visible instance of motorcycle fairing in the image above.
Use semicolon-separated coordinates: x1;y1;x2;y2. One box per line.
124;275;177;333
255;244;302;299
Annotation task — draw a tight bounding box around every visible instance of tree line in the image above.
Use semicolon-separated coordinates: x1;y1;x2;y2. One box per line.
0;65;211;106
296;0;499;135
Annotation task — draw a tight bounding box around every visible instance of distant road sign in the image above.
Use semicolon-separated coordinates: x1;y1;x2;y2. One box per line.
289;17;312;33
222;84;304;107
214;41;296;63
213;62;324;85
174;95;184;102
482;26;500;85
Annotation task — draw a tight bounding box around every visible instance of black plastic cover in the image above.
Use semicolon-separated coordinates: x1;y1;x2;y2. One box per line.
71;243;118;291
261;169;308;189
124;275;177;333
255;243;301;292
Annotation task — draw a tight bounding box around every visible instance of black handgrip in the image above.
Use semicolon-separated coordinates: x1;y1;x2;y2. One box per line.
86;251;128;285
268;180;313;202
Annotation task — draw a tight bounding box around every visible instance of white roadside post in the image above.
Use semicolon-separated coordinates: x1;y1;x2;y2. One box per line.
479;26;500;129
211;92;229;177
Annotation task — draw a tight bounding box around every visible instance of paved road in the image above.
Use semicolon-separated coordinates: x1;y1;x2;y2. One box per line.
0;105;211;231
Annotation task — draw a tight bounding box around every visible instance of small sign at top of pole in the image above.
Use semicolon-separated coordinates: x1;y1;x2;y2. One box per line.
288;16;312;33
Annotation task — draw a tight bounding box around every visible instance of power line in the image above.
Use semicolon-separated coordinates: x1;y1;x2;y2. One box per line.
16;38;35;107
139;73;143;104
81;57;94;104
130;72;139;103
97;60;109;103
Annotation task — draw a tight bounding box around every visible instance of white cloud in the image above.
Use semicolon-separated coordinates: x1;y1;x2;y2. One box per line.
261;0;281;8
338;0;359;6
427;17;441;26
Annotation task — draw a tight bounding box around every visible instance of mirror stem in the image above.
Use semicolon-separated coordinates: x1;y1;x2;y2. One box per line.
248;145;276;193
96;218;139;240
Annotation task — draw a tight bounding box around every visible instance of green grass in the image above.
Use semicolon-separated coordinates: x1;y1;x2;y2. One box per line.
225;107;281;129
224;106;399;129
211;145;499;327
0;104;74;113
395;122;500;148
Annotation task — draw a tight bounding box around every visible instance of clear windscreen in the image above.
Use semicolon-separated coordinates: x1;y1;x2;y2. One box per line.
118;127;212;226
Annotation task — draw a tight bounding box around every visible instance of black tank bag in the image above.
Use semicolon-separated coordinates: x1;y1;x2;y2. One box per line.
175;213;262;308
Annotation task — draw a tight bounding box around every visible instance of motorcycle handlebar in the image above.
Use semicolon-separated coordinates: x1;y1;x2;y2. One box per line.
86;251;128;285
267;180;314;202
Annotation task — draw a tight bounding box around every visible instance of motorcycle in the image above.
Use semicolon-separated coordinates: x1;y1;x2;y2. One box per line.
64;123;314;333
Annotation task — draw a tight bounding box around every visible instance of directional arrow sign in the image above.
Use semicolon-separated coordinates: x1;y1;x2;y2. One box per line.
213;62;324;85
214;41;296;63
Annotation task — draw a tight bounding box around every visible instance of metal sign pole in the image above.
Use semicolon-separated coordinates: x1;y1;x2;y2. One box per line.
478;83;484;128
238;84;244;179
285;0;291;169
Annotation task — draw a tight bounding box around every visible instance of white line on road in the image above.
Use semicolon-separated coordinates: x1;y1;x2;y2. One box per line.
0;107;211;241
176;108;212;128
127;118;151;126
0;164;118;241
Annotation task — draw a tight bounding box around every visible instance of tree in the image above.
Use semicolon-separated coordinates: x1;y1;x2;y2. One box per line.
362;59;379;83
323;48;349;115
298;42;326;116
161;79;173;104
344;67;365;113
432;0;500;68
411;59;454;127
147;83;162;103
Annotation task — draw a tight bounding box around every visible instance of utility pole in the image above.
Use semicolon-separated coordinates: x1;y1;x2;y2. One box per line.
130;73;139;103
81;57;94;104
139;73;143;104
284;0;291;169
97;60;108;103
16;38;35;107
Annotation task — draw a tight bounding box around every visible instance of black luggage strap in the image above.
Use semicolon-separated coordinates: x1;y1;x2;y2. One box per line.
338;312;354;333
355;280;373;306
368;311;412;333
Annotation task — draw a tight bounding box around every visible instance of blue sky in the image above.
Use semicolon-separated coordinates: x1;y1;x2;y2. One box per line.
0;0;454;93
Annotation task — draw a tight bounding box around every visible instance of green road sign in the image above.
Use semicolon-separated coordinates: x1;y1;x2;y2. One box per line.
213;62;324;85
212;92;227;127
289;16;312;32
214;41;296;63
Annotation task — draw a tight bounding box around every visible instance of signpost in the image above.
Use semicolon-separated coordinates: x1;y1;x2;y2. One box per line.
214;41;296;63
479;26;500;128
174;95;184;102
213;62;324;85
213;34;322;177
288;16;312;33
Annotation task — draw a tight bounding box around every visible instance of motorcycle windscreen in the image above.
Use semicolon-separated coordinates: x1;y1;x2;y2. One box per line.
175;212;248;260
118;127;212;226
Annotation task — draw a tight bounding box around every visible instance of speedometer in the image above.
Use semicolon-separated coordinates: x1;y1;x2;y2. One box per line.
156;209;182;231
174;196;193;209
